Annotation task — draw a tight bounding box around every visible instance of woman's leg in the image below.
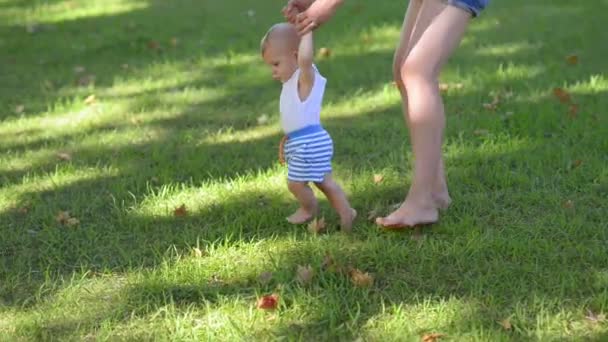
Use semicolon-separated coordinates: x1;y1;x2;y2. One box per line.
378;1;471;227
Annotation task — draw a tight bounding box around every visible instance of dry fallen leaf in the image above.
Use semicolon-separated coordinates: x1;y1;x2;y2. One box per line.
256;294;279;310
296;265;314;285
174;204;188;217
147;40;161;51
498;318;512;330
258;271;273;285
66;217;80;226
55;211;79;226
585;309;606;323
84;94;96;105
321;254;334;270
422;333;446;342
307;217;326;234
361;33;372;44
373;174;384;184
55;211;71;224
565;54;578;65
568;104;578;118
553;87;571;103
76;74;96;87
257;114;269;125
192;247;204;258
562;200;574;209
571;159;583;169
318;47;331;58
57;152;72;161
349;268;374;288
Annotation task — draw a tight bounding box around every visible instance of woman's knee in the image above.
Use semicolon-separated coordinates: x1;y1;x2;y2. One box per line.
400;54;436;86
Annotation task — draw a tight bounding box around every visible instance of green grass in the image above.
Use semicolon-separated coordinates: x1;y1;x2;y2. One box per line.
1;0;608;340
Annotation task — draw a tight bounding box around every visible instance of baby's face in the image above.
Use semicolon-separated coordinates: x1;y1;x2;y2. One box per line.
262;45;297;83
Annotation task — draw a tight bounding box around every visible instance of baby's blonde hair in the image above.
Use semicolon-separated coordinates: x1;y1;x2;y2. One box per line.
260;22;300;56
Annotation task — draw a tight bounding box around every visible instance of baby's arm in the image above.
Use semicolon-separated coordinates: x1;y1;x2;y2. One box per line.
297;32;315;101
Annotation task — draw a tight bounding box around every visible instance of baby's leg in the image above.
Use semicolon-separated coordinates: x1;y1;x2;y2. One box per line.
378;2;470;227
287;180;318;224
314;174;356;232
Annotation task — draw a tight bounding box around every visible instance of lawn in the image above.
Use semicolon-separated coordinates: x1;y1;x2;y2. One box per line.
1;0;607;340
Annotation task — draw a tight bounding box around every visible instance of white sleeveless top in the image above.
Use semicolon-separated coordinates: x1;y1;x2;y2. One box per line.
279;65;327;134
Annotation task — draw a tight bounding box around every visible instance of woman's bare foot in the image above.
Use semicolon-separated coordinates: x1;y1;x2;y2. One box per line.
287;207;316;224
339;208;357;233
376;197;438;229
432;190;451;210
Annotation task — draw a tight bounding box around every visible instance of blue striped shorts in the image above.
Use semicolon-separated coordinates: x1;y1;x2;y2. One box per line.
284;125;333;183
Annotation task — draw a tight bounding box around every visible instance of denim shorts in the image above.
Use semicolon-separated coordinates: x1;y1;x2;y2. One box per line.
445;0;488;17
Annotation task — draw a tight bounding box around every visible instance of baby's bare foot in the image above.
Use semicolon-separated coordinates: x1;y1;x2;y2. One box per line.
340;208;357;233
287;207;316;224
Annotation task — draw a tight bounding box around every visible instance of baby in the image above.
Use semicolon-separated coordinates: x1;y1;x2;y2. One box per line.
260;22;356;232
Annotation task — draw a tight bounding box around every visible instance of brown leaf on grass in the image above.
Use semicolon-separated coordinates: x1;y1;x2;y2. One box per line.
192;247;204;258
258;271;273;285
307;217;326;234
585;309;606;323
498;318;512;330
256;114;269;125
17;206;30;214
562;200;574;209
483;94;501;111
57;152;72;161
361;33;372;44
76;74;96;87
147;40;161;51
256;294;279;310
321;254;334;270
565;54;578;65
174;204;188;217
56;211;70;224
56;211;78;226
373;174;384;184
296;265;314;285
568;104;578;118
66;217;80;226
421;333;446;342
553;87;571;103
571;159;583;169
349;268;374;288
84;94;96;105
318;47;331;58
